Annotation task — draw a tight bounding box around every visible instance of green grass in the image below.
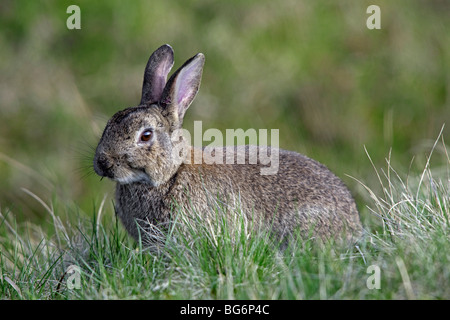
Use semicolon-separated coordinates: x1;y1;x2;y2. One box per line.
0;0;449;300
1;136;449;299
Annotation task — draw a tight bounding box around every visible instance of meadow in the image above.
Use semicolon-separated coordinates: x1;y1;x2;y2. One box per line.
0;0;449;299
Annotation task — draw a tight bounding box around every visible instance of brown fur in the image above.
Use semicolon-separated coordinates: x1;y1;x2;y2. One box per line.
93;45;362;246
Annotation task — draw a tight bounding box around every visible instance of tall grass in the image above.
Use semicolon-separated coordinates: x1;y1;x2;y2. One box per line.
1;134;449;299
353;127;450;299
1;0;449;301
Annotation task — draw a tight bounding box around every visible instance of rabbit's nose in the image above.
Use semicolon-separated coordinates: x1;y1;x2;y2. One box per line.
94;153;114;178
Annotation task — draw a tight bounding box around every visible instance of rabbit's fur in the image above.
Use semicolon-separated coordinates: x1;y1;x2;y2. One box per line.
94;44;362;245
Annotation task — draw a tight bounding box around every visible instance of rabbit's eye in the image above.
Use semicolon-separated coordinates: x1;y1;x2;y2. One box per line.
140;130;153;142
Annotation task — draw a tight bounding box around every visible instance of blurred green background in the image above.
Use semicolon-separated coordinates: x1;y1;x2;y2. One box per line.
0;0;449;223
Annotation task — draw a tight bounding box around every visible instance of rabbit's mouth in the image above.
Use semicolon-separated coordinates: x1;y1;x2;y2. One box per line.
114;167;154;185
94;151;155;185
93;153;115;179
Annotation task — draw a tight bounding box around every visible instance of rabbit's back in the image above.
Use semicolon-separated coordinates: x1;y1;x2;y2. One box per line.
102;45;362;245
116;145;362;243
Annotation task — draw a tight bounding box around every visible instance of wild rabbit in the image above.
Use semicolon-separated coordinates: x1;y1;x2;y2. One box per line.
93;44;362;246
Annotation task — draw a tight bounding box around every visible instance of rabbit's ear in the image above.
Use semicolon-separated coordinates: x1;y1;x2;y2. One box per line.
140;44;175;105
160;53;205;126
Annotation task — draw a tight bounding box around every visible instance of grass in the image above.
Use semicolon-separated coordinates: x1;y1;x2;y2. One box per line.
0;0;449;300
1;135;449;299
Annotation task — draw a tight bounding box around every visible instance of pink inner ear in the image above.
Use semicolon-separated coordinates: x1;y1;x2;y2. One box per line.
141;45;174;104
153;61;171;100
175;57;203;106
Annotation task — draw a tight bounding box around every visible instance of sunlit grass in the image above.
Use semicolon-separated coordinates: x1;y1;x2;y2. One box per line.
0;0;449;300
1;136;449;299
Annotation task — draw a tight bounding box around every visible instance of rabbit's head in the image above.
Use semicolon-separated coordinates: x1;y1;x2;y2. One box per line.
93;44;205;186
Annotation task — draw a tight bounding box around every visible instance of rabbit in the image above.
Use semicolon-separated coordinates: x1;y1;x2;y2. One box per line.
93;44;363;246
